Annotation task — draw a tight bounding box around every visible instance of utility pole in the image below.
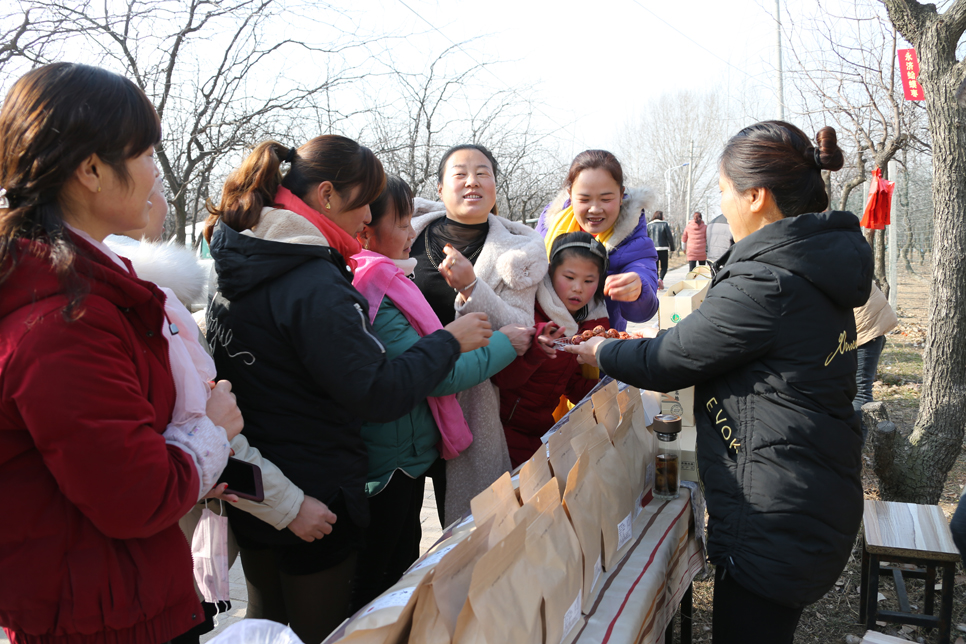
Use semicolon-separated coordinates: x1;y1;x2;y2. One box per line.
685;140;694;226
776;0;784;120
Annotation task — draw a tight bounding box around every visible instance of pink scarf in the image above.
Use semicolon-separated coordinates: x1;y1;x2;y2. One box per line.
352;249;473;459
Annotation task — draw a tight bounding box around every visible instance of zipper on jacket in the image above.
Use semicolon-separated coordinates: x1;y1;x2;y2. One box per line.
354;303;386;353
506;397;522;423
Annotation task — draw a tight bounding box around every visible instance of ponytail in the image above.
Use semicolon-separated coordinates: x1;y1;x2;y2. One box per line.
204;141;289;243
205;135;385;243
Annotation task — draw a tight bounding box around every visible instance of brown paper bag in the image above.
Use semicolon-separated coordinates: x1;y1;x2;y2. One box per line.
341;517;470;644
591;380;621;439
562;452;604;613
519;446;553;505
408;518;495;644
548;414;598;495
612;406;646;511
514;474;558;529
469;471;521;548
572;423;635;571
615;386;658;504
615;386;638;419
567;399;596;427
520;481;584;644
341;570;433;644
547;423;578;496
452;522;541;644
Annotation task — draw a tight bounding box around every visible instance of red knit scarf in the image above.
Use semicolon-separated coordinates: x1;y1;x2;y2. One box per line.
274;186;362;271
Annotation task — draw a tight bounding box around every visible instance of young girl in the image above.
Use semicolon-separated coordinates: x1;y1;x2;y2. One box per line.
537;150;658;331
491;231;609;467
350;175;528;609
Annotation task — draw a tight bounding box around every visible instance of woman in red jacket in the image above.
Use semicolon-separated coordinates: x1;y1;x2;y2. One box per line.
681;211;708;270
0;63;238;644
492;232;609;467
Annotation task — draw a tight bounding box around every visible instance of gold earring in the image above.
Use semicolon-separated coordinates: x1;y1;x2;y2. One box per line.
97;186;101;193
364;238;370;250
325;202;331;210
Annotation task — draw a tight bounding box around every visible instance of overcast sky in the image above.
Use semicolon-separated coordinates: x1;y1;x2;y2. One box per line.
358;0;785;154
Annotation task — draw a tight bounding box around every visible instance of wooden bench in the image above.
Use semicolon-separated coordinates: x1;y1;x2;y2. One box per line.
860;500;959;644
861;629;920;643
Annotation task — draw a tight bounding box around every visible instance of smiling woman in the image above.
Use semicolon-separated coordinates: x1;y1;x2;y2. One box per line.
537;149;659;331
410;143;548;526
0;62;233;644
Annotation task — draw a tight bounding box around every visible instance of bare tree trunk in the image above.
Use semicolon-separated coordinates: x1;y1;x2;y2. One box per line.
876;228;889;297
838;147;866;212
822;170;833;209
877;0;966;503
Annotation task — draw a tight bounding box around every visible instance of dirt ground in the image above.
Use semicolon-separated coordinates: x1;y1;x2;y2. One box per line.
668;313;966;644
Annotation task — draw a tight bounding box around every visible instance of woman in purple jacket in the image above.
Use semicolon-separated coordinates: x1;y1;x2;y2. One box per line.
537;150;659;331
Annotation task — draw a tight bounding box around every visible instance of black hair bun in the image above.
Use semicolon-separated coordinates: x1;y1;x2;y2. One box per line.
814;126;844;171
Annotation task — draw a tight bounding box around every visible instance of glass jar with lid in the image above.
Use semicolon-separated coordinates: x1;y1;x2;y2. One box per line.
652;413;682;500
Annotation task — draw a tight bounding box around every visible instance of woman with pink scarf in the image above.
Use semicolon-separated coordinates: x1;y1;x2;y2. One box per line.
350;176;531;610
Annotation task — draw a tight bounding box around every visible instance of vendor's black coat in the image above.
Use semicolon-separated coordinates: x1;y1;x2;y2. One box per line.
600;211;873;608
207;222;460;546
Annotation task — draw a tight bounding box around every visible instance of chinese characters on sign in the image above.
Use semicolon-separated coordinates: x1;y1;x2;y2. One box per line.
898;48;924;101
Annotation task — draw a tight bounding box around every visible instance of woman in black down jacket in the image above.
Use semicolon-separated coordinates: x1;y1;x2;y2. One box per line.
568;122;872;644
203;136;493;643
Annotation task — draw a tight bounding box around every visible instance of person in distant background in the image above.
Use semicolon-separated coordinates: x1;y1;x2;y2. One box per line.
681;211;708;271
705;212;734;266
851;281;897;444
646;210;675;287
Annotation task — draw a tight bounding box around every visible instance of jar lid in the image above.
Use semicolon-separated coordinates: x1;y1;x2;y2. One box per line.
652;413;682;435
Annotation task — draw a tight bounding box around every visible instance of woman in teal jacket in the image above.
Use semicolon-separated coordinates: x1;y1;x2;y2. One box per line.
350;176;531;610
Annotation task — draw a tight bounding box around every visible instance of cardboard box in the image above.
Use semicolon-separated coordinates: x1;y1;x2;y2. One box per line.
658;279;709;329
660;387;695;427
679;425;699;482
685;265;712;280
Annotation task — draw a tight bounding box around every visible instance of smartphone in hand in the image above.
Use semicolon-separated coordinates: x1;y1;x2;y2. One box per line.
217;457;265;502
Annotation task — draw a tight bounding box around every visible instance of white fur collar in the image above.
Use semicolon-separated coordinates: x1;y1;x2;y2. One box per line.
412;205;548;292
242;207;330;247
394;257;418;276
536;273;609;337
543;186;656;252
105;236;208;307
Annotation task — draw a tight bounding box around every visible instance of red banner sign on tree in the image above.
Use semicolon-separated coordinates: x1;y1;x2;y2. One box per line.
898;48;924;101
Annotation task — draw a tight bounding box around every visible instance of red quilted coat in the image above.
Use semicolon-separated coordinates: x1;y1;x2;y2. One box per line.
491;303;607;467
0;235;203;644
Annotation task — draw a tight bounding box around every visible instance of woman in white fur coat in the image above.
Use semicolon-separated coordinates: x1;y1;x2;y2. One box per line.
410;144;547;526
